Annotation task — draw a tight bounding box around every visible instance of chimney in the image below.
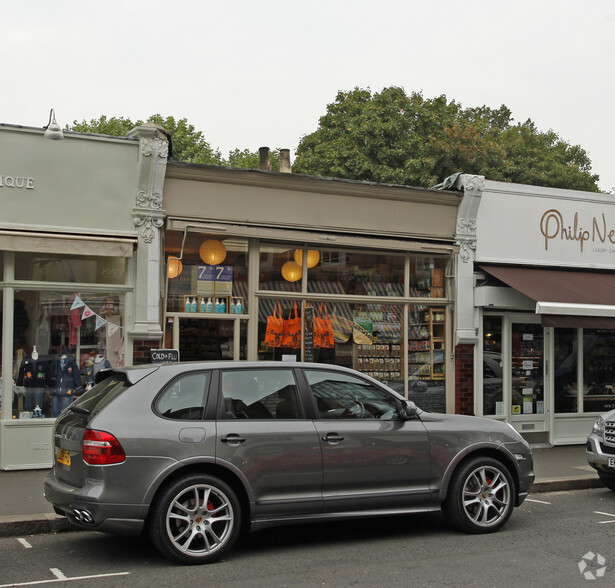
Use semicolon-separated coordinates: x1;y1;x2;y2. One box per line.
280;149;291;173
259;146;271;171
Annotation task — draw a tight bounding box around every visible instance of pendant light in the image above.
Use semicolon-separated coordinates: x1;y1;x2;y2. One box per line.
281;260;302;282
167;258;183;279
199;239;227;265
294;249;320;268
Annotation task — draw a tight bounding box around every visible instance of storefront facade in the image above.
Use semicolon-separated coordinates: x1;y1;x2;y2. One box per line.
454;174;615;444
0;123;168;469
160;162;461;413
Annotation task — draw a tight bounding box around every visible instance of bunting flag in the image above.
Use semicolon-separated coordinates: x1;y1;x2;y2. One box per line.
71;293;124;336
70;295;85;311
107;322;120;337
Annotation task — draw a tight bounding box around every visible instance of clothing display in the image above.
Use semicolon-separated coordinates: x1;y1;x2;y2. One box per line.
83;353;112;389
16;349;47;412
49;349;83;417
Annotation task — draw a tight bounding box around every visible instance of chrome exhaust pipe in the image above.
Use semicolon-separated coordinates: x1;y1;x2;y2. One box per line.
72;509;83;522
81;511;94;524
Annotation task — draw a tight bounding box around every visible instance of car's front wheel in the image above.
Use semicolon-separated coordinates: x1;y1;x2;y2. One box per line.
149;474;241;564
444;456;514;534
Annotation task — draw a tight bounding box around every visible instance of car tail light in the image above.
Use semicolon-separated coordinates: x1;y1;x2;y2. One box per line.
83;429;126;465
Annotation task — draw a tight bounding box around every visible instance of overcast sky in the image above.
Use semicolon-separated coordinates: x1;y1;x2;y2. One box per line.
3;0;614;192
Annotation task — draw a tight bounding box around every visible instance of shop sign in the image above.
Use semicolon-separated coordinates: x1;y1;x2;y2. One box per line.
540;209;615;253
150;349;180;363
0;174;35;189
197;265;233;296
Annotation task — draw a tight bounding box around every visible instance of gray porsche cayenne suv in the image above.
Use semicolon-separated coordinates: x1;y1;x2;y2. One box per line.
44;361;534;564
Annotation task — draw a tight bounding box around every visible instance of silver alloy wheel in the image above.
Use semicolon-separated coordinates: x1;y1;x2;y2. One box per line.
461;464;511;528
165;483;234;558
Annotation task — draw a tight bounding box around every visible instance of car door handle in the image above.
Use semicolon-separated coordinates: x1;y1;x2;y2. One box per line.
221;434;246;445
322;433;344;442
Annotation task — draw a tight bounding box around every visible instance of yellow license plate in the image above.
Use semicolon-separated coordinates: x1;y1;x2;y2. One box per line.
57;448;71;466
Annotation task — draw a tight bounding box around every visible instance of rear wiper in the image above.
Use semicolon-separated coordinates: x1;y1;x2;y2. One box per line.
70;405;90;415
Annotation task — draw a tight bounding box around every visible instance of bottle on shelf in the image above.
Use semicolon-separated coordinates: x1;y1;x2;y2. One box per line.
200;297;206;313
215;298;221;313
206;297;213;313
230;299;236;314
185;297;191;313
220;298;226;313
235;299;242;314
191;297;197;313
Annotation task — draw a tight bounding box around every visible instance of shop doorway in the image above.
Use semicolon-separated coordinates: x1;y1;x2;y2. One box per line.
482;314;548;436
171;317;247;362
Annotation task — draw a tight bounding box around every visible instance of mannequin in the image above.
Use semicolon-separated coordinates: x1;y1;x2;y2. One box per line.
49;347;83;417
16;346;46;413
83;350;111;390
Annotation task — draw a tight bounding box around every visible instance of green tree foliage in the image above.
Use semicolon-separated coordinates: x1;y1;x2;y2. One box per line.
292;87;600;192
226;148;281;171
68;114;223;165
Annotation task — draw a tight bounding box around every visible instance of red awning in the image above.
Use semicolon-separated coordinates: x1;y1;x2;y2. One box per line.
479;265;615;328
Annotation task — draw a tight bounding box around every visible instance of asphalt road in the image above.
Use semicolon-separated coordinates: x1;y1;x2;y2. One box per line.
2;487;615;587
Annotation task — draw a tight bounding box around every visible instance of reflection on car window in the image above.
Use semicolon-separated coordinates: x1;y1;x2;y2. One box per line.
305;370;399;420
221;369;302;419
156;372;208;420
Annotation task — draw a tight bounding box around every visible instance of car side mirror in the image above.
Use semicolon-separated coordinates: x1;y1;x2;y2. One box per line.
399;400;419;419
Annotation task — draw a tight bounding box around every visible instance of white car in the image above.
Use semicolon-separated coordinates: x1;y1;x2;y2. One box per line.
587;408;615;490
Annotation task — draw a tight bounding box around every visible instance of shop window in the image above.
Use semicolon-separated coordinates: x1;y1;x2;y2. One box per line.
14;252;126;284
259;244;302;293
178;318;247;362
307;249;405;297
220;369;301;419
258;299;404;386
156;372;209;421
583;329;615;413
482;317;503;415
410;256;447;298
11;290;124;419
553;328;578;413
166;233;248;314
408;306;446;412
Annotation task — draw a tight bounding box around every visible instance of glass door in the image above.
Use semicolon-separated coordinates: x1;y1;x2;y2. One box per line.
509;319;546;427
174;317;247;362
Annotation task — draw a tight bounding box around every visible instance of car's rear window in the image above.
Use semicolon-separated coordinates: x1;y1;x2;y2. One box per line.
71;373;132;417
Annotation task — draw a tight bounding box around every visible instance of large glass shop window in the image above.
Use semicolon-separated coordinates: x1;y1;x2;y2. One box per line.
166;233;249;315
407;306;446;412
14;252;126;284
583;329;615;413
10;290;124;419
482;317;503;415
553;328;578;413
258;299;403;385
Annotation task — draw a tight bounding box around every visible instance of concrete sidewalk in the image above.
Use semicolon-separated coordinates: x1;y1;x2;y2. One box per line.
0;444;603;537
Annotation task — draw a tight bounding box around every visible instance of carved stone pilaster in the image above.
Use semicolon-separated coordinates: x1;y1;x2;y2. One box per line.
454;174;485;346
125;125;170;341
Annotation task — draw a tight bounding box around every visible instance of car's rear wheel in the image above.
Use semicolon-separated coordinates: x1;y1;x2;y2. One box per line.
149;474;241;564
444;456;514;534
598;472;615;491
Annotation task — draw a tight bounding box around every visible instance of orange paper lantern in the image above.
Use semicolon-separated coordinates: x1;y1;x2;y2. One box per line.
281;260;302;282
167;258;183;279
199;239;227;265
294;249;320;269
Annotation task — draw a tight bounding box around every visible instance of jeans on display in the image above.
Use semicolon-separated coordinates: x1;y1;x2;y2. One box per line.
25;387;45;412
52;395;74;417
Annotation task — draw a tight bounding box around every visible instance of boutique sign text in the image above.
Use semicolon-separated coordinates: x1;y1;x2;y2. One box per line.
0;174;35;189
540;208;615;253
